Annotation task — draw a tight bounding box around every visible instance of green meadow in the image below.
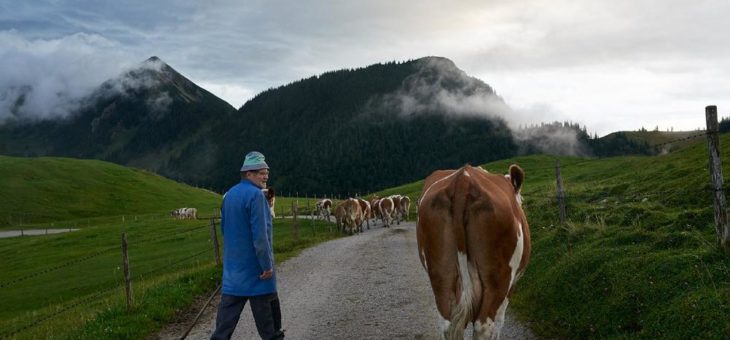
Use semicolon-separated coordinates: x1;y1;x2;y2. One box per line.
0;156;341;339
484;137;728;339
2;130;730;339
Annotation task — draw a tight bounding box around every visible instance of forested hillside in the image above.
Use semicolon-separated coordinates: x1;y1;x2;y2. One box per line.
0;56;679;196
207;57;517;195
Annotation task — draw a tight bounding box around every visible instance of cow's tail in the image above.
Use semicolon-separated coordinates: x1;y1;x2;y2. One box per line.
444;166;475;339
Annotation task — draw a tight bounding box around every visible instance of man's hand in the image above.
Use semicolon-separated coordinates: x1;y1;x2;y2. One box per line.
259;269;273;280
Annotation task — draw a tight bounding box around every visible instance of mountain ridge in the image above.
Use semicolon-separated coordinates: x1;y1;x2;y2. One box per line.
0;56;665;195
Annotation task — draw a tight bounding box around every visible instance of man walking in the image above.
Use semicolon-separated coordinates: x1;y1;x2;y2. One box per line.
211;151;284;340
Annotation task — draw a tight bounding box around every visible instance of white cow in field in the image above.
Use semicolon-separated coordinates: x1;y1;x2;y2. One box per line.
170;207;198;220
314;199;333;221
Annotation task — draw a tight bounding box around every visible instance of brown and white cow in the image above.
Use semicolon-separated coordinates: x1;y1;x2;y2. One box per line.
378;197;395;228
388;195;402;225
416;164;531;340
314;198;333;221
340;198;363;235
369;196;381;225
356;198;371;230
334;202;347;232
399;196;411;221
262;187;276;218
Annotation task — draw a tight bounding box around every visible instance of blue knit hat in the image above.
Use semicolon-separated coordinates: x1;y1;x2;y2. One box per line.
240;151;269;171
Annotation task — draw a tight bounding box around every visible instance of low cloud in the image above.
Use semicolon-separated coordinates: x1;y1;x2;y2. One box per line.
368;58;590;156
513;123;591;157
373;57;513;120
0;31;135;123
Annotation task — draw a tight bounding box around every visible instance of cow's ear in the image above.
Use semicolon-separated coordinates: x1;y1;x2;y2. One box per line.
508;164;525;193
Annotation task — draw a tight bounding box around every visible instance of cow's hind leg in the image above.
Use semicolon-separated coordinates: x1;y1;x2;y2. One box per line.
473;295;509;340
472;267;511;340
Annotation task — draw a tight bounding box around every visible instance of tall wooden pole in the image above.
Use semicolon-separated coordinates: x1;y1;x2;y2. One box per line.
210;218;221;266
556;159;567;225
121;232;133;311
705;106;730;250
292;201;299;241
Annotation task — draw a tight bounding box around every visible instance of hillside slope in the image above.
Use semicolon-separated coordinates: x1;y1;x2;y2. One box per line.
0;155;220;228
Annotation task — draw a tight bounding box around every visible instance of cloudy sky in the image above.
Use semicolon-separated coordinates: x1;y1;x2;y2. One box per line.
1;0;729;136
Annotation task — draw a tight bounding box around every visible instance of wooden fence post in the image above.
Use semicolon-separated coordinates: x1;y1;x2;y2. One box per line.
292;201;299;241
555;159;567;225
705;105;730;250
121;232;133;311
210;218;221;266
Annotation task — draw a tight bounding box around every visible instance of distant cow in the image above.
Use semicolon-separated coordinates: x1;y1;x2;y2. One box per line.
389;195;403;224
170;207;197;220
378;197;395;228
399;196;411;221
416;164;531;339
314;199;333;221
333;198;363;235
342;198;363;234
369;197;381;225
356;198;371;230
334;202;347;233
262;187;276;218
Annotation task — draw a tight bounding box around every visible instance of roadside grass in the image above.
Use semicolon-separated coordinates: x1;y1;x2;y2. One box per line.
489;138;730;339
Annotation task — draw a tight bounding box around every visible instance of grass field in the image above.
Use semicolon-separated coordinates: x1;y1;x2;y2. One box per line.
489;138;729;339
2;131;729;339
0;156;342;339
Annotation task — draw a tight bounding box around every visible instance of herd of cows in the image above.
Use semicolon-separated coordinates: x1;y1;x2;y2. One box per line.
166;164;530;340
311;194;411;234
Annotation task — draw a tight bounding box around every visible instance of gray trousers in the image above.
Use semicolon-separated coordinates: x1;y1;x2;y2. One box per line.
211;293;284;340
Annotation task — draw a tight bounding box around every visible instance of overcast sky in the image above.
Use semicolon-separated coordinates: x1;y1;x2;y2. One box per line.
1;0;729;136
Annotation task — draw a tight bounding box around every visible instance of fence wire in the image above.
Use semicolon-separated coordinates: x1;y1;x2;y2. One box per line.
133;246;212;281
133;223;209;245
651;131;708;149
1;244;214;339
0;280;121;339
0;245;119;289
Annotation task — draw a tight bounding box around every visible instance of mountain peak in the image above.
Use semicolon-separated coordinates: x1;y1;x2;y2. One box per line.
141;56;169;70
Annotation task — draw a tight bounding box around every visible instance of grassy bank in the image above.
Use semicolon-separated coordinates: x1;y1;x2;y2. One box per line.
489;139;730;338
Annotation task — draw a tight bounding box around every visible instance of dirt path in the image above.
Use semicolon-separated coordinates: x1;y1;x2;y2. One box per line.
156;221;538;339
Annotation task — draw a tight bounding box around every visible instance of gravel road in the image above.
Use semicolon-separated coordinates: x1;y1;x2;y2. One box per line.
158;220;538;340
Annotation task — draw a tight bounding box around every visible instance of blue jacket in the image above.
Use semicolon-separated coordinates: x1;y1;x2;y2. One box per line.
220;179;276;296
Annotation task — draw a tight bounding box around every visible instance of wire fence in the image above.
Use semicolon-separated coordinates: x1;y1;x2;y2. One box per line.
0;245;119;289
520;128;726;235
0;219;220;339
